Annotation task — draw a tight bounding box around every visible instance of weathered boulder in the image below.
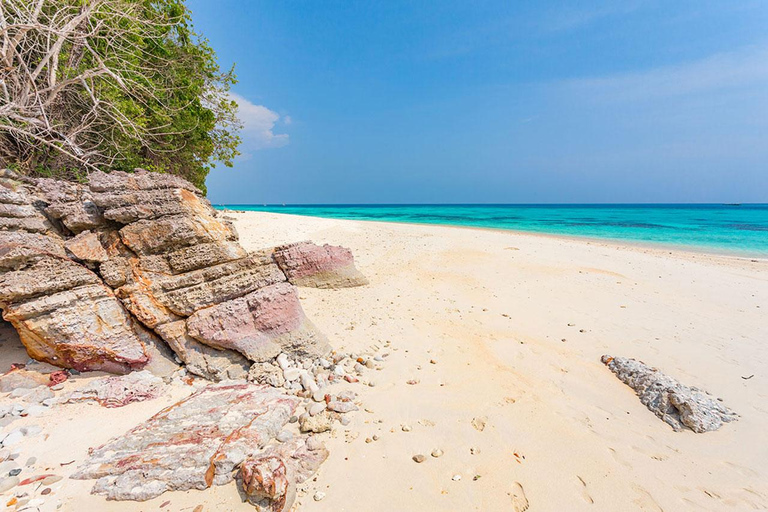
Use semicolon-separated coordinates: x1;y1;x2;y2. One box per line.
186;282;330;362
240;436;329;511
72;382;299;501
35;178;105;233
273;241;368;289
155;321;250;381
601;355;738;432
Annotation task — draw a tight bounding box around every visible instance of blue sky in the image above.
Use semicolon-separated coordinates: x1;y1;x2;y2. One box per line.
187;1;768;204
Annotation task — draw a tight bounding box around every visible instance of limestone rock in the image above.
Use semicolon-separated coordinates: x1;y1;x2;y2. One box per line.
35;178;105;233
240;437;329;511
155;321;249;381
273;241;368;289
146;251;285;316
72;382;299;501
64;231;109;263
119;212;237;256
602;355;738;433
186;283;330;362
2;282;151;373
66;370;164;408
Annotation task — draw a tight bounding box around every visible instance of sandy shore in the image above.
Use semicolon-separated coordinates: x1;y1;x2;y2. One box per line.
2;211;767;511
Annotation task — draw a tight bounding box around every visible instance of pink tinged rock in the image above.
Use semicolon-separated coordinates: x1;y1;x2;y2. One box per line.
155;320;250;381
185;282;330;362
64;231;109;263
240;437;329;511
71;382;299;501
65;371;164;408
273;241;368;289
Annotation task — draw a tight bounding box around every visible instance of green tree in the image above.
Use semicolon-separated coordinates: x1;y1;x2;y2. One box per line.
0;0;241;192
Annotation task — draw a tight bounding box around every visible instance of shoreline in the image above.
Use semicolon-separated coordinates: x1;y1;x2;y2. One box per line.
219;208;768;263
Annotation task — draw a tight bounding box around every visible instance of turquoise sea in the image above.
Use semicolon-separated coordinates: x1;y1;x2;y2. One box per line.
215;204;768;258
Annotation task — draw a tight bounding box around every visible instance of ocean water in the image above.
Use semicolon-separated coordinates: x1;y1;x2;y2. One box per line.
215;204;768;257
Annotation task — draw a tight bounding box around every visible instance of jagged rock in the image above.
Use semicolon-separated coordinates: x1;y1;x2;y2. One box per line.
72;382;299;501
299;410;336;433
64;231;109;263
186;283;330;362
119;212;237;256
240;436;329;511
35;178;105;233
0;256;100;303
601;355;738;433
146;251;285;316
65;371;164;408
0;231;66;270
89;169;202;195
166;241;246;273
2;281;152;374
273;241;368;289
155;321;250;381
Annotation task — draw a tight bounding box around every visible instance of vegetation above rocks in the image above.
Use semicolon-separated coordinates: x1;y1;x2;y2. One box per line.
0;0;241;192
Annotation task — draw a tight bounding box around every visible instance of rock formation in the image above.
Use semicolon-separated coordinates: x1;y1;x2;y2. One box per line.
0;168;367;380
72;382;299;501
0;167;369;508
601;355;738;432
273;241;369;288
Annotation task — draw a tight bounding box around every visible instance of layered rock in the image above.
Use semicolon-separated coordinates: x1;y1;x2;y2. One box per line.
72;382;299;501
601;355;738;432
273;241;368;288
0;167;366;381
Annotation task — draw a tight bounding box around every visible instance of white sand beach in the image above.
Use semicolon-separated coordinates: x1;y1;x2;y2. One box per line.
2;211;767;511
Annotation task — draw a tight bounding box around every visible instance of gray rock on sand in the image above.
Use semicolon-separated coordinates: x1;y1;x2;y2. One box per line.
601;355;738;432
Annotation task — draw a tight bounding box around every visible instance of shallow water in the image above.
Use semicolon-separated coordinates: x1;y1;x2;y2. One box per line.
215;204;768;257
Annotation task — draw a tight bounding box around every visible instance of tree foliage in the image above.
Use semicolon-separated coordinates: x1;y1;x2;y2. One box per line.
0;0;241;192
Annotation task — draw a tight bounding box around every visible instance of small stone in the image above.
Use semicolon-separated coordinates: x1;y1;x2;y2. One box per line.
354;363;365;373
327;401;358;413
368;381;377;387
365;437;372;443
372;435;379;441
288;415;298;424
401;425;412;432
431;449;444;458
340;416;351;426
276;431;293;443
41;487;51;495
313;491;326;501
312;389;326;402
0;476;19;493
309;403;326;416
412;454;426;463
452;474;461;481
283;368;301;381
1;429;24;447
9;468;21;476
41;475;63;485
430;359;437;364
374;355;384;362
406;379;419;385
25;457;36;467
365;360;375;369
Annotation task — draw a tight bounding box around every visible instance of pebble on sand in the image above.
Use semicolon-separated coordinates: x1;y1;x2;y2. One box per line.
412;454;426;463
313;491;326;501
431;449;444;458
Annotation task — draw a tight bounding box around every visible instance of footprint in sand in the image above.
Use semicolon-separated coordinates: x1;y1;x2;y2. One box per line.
510;482;529;512
576;475;595;504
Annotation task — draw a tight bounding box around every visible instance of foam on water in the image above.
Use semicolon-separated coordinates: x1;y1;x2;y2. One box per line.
215;204;768;257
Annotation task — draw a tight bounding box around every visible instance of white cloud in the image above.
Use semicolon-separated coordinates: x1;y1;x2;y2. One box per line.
229;92;289;150
561;44;768;102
